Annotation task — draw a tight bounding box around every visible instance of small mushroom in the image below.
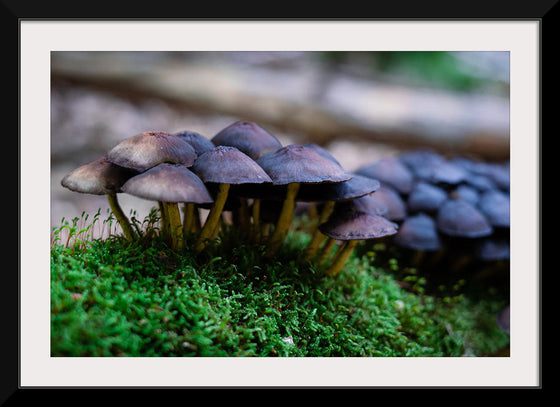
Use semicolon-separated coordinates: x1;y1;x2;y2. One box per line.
314;194;389;263
426;160;468;188
299;173;381;259
211;120;283;160
60;157;138;241
436;199;493;238
355;157;414;195
256;144;351;256
338;193;389;217
436;198;493;273
369;185;407;223
106;130;197;172
406;181;448;215
393;213;441;267
192;146;272;251
318;209;398;276
121;163;213;249
477;189;510;229
393;213;441;251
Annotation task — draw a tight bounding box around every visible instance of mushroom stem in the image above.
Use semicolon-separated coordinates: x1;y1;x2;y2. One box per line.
183;202;195;237
266;182;300;256
196;183;230;251
164;202;183;250
106;192;135;241
193;207;202;232
317;237;337;265
326;240;358;277
303;200;335;260
251;198;261;242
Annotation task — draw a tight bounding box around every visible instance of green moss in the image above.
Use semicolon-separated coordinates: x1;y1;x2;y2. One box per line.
51;214;509;357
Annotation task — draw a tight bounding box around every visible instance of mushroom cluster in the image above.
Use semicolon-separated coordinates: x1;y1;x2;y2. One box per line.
354;148;510;278
61;122;509;280
60;121;397;277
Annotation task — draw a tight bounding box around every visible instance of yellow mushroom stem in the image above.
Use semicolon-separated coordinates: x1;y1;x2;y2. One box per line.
326;239;358;277
183;202;196;236
303;200;335;260
317;236;337;265
163;202;183;250
107;192;135;241
266;182;300;256
195;183;230;251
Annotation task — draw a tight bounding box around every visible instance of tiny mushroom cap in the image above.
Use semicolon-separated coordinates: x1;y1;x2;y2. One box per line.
106;131;197;172
477;189;510;228
121;163;213;204
406;181;448;214
174;130;215;156
297;173;380;203
337;193;389;217
355;157;414;195
393;213;441;251
436;199;493;238
319;210;398;277
425;160;468;186
61;157;137;195
61;157;139;241
211;120;283;160
256;144;351;185
319;209;399;241
192;146;272;185
370;185;407;222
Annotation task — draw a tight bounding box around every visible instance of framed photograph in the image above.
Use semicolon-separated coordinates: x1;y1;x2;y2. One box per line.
13;9;546;396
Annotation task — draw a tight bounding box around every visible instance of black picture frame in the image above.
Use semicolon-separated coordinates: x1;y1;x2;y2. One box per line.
10;1;551;401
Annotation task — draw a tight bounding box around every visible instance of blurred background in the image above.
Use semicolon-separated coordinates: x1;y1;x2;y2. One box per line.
51;51;509;232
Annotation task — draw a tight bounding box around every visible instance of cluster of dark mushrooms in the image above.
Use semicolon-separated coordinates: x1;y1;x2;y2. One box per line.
61;121;392;276
353;149;510;279
61;120;509;280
